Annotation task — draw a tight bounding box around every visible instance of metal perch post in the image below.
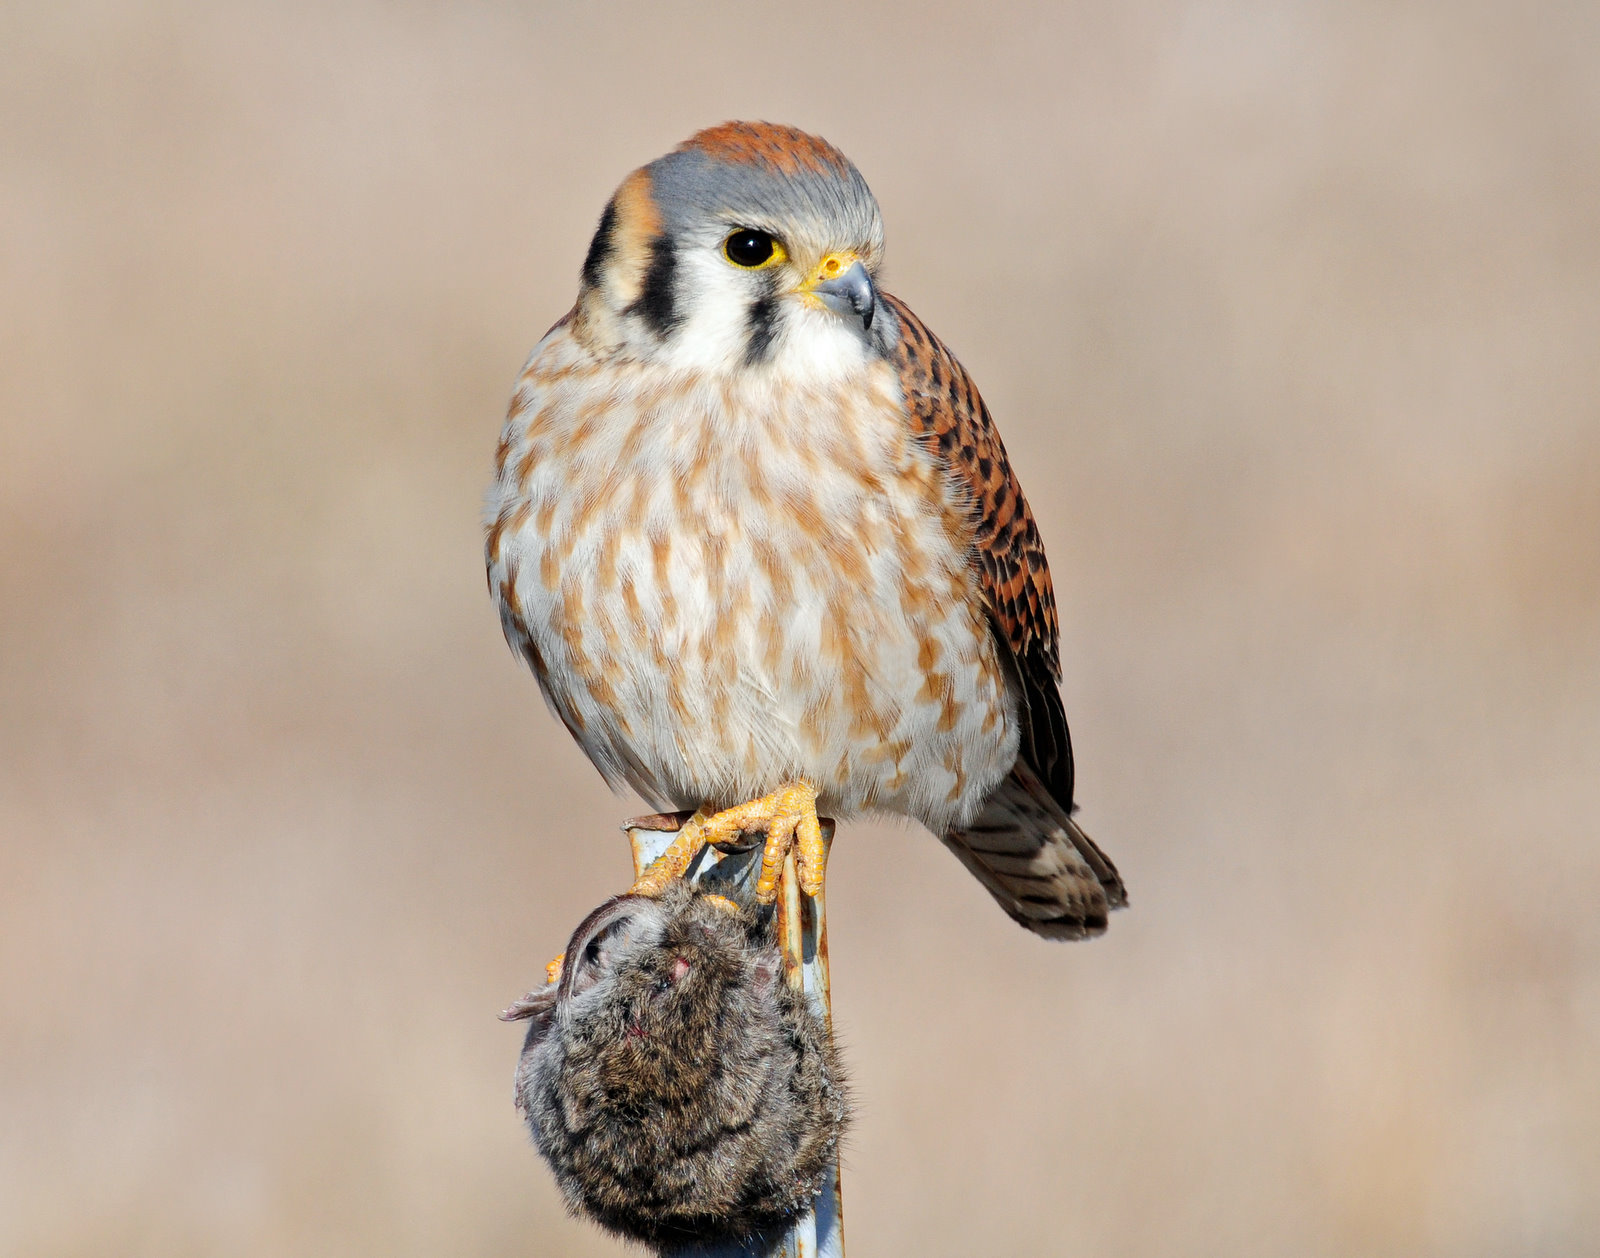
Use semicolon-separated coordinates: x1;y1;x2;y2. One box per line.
626;815;846;1258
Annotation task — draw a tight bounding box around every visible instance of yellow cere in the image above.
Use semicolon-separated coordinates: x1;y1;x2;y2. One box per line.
801;252;862;290
812;253;856;282
797;251;864;309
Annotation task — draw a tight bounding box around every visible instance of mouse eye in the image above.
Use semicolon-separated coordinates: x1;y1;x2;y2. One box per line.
724;229;786;270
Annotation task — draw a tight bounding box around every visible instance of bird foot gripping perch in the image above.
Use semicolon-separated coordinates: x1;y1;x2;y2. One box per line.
628;781;828;903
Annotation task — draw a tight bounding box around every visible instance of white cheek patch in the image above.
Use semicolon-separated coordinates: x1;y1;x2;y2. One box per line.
647;247;871;384
654;248;762;372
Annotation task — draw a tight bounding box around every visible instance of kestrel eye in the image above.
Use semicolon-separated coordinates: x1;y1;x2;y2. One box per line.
724;229;783;269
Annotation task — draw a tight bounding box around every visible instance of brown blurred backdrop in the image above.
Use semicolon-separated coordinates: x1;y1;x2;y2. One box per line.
3;2;1598;1255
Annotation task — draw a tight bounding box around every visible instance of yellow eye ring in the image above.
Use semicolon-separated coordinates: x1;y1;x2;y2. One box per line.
723;229;787;270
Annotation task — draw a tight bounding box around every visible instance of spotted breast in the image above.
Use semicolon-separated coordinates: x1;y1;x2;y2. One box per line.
487;318;1019;836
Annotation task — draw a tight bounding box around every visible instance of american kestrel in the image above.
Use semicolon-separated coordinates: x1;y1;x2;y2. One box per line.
487;122;1126;938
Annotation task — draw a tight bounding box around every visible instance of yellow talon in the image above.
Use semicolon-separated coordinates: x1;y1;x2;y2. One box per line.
627;781;829;906
792;800;826;898
704;780;825;905
545;952;565;985
628;806;716;898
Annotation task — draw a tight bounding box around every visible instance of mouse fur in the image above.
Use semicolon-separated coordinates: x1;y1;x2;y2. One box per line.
503;881;848;1249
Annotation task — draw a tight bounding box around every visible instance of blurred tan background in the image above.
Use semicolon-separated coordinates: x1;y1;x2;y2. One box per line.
3;2;1598;1254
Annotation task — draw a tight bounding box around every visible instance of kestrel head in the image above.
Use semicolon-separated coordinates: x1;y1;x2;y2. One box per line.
573;122;888;372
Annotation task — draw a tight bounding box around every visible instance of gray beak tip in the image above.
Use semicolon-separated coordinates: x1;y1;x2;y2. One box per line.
812;260;877;332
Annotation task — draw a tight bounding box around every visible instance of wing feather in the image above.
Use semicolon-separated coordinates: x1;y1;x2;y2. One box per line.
882;293;1075;809
883;294;1127;927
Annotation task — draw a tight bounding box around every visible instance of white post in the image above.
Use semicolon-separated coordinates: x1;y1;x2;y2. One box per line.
625;815;846;1258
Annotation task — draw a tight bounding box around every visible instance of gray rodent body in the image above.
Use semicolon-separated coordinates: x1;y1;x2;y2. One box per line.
503;881;848;1250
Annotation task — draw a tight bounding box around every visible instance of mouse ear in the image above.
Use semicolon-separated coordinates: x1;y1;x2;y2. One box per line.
503;984;561;1068
500;986;557;1022
559;894;660;1000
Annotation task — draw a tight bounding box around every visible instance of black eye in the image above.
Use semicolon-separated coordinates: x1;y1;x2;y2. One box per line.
724;229;779;268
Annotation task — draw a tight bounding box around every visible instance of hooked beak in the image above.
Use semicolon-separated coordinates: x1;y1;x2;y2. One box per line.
803;253;876;331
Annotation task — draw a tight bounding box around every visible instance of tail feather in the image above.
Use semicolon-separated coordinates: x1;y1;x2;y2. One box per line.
943;764;1127;940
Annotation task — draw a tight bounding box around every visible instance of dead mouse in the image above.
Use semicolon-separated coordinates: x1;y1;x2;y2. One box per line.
502;880;848;1250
